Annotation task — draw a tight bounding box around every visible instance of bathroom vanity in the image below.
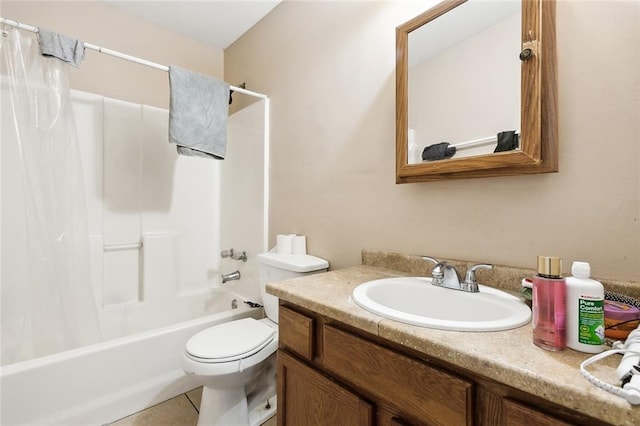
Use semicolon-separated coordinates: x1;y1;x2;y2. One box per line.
267;254;640;426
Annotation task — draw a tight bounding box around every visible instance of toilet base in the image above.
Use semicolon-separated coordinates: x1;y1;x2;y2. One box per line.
248;394;276;426
196;385;276;426
247;370;277;426
198;386;248;426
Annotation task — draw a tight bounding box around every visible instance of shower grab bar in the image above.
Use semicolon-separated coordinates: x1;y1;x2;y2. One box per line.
104;241;143;252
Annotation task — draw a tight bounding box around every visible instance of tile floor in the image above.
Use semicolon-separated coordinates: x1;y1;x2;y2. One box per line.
108;387;277;426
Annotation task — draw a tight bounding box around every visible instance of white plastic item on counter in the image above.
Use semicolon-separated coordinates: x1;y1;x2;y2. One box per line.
566;261;605;353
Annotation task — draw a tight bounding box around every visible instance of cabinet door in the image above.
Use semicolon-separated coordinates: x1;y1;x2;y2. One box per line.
377;407;424;426
279;306;315;360
503;399;571;426
277;350;374;426
323;325;472;426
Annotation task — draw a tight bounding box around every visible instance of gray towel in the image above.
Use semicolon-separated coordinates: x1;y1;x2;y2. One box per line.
37;28;85;67
168;66;230;160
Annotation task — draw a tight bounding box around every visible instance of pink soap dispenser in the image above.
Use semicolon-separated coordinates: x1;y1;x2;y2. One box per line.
532;256;566;351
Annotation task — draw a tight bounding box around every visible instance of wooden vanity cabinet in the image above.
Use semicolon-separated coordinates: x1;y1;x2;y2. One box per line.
475;387;574;426
322;325;472;425
277;303;608;426
278;304;472;426
502;399;571;426
278;350;374;425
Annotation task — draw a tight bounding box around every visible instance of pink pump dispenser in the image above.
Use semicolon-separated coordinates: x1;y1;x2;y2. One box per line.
532;256;566;351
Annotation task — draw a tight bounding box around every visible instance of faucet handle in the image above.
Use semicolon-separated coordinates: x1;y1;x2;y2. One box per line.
231;250;248;262
421;256;440;269
464;263;494;284
421;256;439;264
421;256;444;283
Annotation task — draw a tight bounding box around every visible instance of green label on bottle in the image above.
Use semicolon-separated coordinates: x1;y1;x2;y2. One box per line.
578;298;604;345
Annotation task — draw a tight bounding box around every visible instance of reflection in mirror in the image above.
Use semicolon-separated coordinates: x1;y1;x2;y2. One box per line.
407;1;521;163
395;0;558;183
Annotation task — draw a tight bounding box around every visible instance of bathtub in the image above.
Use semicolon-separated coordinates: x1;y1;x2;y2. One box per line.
0;290;262;426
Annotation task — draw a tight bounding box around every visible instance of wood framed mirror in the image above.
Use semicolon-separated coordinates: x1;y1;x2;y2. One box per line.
396;0;557;183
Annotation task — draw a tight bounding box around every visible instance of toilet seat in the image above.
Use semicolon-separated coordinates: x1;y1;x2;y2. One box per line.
185;318;276;363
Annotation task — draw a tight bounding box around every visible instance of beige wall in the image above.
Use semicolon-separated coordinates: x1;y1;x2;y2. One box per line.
226;0;640;281
3;1;638;281
2;1;224;108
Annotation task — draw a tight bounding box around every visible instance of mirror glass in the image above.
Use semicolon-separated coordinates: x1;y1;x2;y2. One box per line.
407;1;521;163
396;0;558;183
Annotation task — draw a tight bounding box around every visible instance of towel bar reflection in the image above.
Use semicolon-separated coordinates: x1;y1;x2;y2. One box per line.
104;241;143;252
451;135;497;149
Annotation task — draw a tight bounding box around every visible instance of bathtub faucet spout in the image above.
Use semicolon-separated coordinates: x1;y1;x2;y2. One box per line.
221;270;241;283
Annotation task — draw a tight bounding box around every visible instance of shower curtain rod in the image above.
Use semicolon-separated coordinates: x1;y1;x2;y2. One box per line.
0;17;267;100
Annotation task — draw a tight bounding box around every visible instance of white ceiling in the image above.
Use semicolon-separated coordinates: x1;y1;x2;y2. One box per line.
104;1;281;49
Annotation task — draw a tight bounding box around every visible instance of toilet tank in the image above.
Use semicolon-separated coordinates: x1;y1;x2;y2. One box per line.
257;253;329;323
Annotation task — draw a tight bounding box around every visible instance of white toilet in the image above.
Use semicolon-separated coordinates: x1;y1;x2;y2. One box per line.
183;252;329;426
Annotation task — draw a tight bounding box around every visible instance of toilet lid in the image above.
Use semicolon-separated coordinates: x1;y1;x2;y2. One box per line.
185;318;276;362
257;252;329;273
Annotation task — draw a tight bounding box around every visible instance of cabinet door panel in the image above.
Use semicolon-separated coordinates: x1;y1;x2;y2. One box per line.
323;325;472;426
503;399;571;426
378;407;426;426
279;306;314;360
277;350;373;426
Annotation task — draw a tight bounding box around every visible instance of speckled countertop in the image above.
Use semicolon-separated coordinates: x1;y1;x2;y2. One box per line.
266;251;640;426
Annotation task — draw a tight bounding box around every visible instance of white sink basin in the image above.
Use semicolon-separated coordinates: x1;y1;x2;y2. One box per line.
352;277;531;332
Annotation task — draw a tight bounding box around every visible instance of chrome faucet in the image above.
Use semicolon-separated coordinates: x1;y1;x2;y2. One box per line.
462;263;494;292
220;248;248;262
221;270;241;283
422;256;493;293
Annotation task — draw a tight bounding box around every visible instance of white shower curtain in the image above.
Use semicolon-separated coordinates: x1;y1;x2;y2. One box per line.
1;27;101;364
